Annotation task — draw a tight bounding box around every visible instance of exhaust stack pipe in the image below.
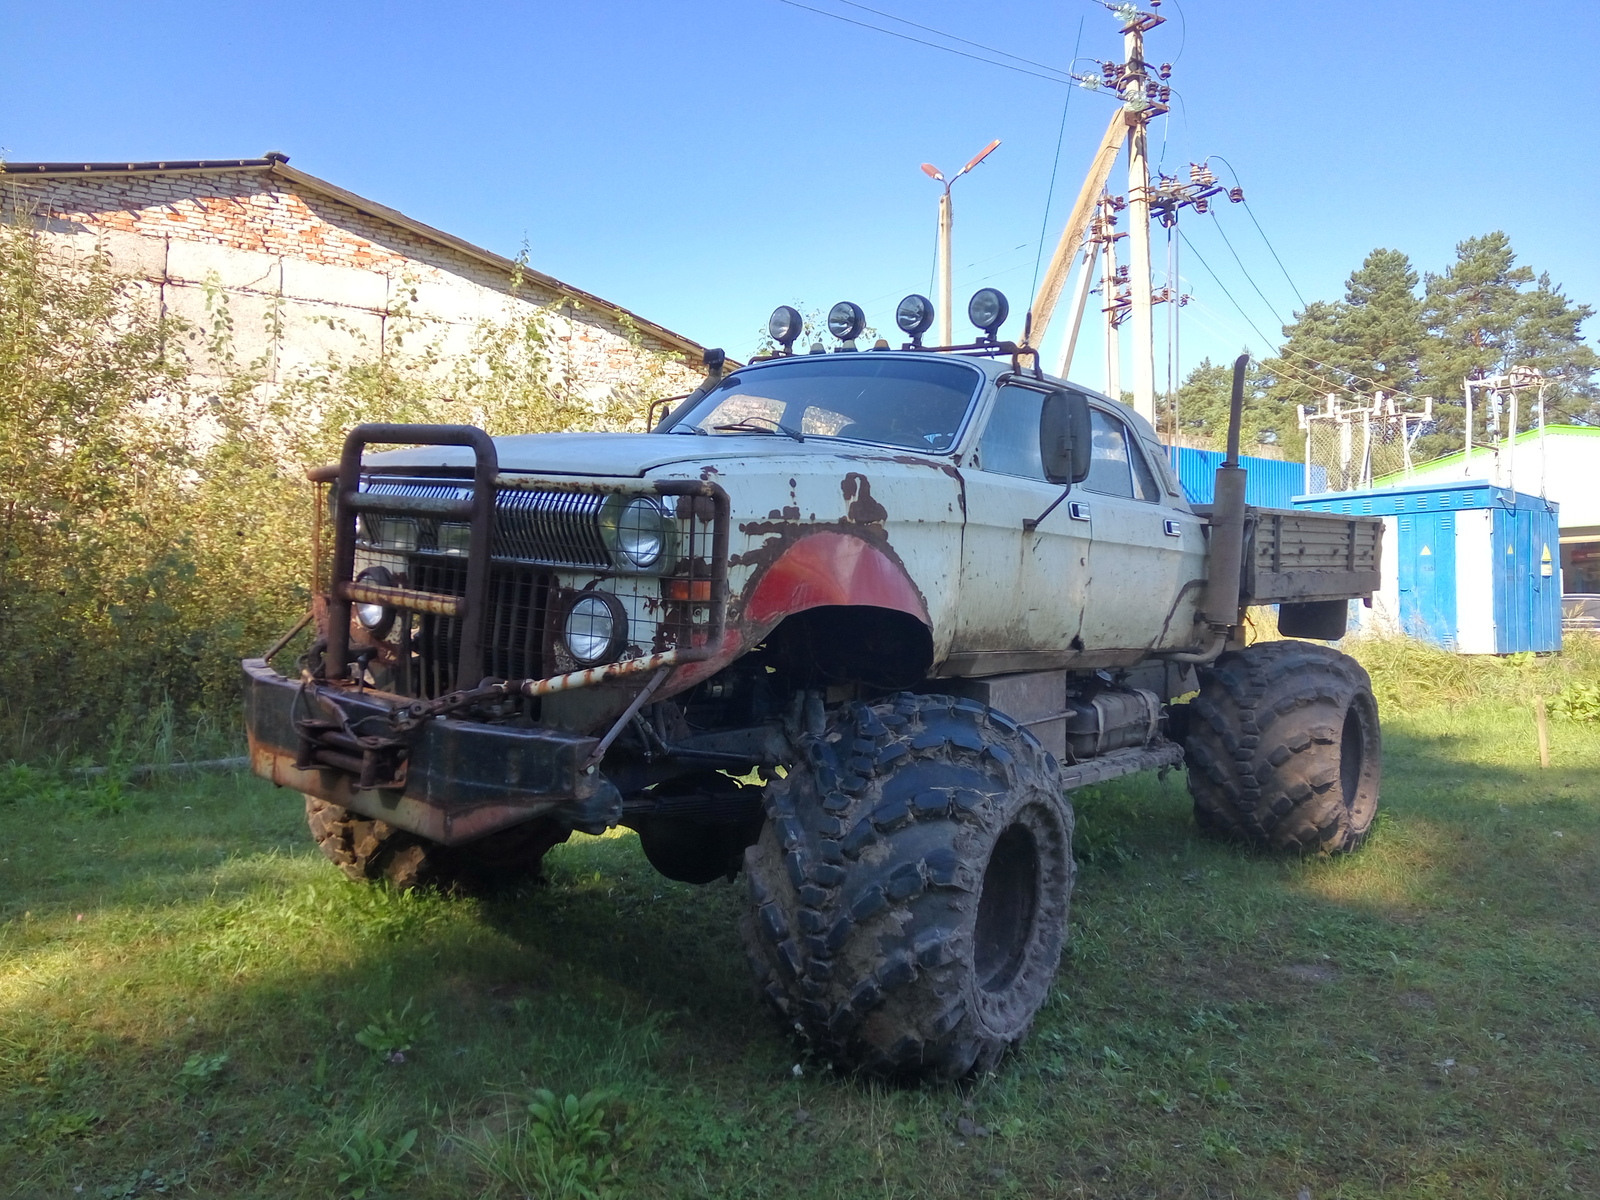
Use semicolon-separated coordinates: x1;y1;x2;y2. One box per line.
1200;353;1251;633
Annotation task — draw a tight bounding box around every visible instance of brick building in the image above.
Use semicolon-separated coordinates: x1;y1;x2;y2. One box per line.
0;153;709;410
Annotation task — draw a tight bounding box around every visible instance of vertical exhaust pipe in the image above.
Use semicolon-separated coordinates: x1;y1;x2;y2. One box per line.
1200;354;1251;633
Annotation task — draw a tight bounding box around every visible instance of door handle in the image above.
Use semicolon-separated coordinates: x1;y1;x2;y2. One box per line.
1163;519;1182;537
1068;501;1091;521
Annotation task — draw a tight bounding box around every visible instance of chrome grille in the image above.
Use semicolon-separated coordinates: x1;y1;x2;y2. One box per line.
496;487;608;567
362;479;609;568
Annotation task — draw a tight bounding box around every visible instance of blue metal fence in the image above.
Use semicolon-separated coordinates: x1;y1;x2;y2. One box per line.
1170;448;1318;509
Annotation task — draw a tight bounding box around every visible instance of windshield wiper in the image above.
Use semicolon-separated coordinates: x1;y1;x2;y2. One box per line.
711;419;804;443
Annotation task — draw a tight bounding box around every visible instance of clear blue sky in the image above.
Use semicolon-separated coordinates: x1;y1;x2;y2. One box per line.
4;0;1597;391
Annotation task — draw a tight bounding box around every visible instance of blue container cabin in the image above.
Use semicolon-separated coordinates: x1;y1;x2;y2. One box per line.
1292;481;1561;654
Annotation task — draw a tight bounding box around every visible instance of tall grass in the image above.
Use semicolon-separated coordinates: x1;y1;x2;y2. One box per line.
1348;630;1600;712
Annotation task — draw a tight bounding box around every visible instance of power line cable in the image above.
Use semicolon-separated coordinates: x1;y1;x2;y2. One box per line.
1177;229;1275;349
1209;212;1287;326
1030;18;1086;309
774;0;1082;86
1206;154;1307;310
833;0;1080;79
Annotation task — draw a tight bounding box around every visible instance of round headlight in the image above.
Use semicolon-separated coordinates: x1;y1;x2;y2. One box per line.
827;301;867;342
353;565;395;638
563;593;623;665
968;287;1010;337
768;305;804;348
615;497;667;569
895;293;935;337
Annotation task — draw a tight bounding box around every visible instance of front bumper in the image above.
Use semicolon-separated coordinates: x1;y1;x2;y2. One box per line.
243;658;611;845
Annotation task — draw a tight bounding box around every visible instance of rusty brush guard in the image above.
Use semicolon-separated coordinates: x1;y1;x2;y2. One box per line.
245;422;733;843
322;423;730;700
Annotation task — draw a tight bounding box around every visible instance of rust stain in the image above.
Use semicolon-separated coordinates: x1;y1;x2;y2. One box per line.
841;473;888;526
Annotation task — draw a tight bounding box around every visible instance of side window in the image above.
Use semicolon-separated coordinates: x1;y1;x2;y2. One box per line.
975;385;1047;480
1083;409;1136;497
1141;436;1183;499
1129;438;1161;501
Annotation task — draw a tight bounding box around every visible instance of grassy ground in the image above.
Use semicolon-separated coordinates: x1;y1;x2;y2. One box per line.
2;672;1598;1197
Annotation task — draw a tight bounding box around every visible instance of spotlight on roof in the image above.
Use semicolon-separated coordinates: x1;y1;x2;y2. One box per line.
968;288;1010;342
767;305;804;354
827;301;867;347
895;294;935;348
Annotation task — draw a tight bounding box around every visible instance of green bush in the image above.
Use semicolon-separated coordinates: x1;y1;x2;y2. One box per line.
0;213;676;760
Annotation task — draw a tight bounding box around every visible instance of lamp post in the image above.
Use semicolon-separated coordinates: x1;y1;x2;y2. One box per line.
921;139;1000;347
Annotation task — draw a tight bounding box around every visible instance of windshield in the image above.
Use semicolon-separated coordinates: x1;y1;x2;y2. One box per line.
665;356;984;453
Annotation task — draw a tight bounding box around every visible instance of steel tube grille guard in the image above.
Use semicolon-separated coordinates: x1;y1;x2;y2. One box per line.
323;423;729;700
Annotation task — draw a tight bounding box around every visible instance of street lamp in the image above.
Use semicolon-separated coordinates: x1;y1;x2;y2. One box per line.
921;139;1000;347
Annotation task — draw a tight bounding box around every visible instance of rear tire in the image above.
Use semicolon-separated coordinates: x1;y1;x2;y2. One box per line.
1183;641;1381;853
740;693;1074;1081
303;795;570;891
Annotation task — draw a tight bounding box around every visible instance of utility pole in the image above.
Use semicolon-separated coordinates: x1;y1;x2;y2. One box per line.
1114;4;1169;424
1123;30;1155;421
1102;203;1123;401
937;188;953;345
921;140;1001;346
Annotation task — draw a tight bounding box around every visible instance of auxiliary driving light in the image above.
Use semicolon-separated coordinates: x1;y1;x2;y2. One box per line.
895;294;935;343
353;565;396;639
563;591;626;666
827;301;867;343
768;305;804;353
968;287;1010;340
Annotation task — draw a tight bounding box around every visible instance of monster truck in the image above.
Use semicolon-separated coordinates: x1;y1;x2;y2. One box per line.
244;295;1384;1080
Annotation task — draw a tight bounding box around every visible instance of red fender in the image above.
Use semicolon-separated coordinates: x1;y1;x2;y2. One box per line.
744;531;929;628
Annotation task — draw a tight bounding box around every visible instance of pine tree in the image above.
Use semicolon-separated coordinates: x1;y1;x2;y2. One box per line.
1510;272;1599;425
1340;248;1423;396
1155;356;1293;455
1419;232;1598;449
1420;232;1532;445
1260;300;1348;420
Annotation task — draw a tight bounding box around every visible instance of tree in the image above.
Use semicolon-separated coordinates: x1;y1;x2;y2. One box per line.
1261;250;1424;426
1416;232;1598;454
1340;248;1424;397
1155;356;1294;455
1508;272;1599;426
1260;300;1349;422
1420;231;1532;441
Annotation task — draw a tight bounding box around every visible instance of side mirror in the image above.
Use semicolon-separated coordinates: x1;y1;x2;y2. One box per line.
1040;389;1092;485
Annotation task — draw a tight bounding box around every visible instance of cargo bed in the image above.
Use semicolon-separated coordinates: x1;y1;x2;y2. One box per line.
1193;504;1383;604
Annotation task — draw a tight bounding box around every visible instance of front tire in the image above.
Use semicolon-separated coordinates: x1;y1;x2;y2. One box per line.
1183;641;1381;853
304;796;570;890
741;694;1074;1081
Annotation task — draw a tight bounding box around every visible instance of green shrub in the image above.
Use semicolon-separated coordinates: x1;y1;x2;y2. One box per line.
0;210;678;761
1550;680;1600;721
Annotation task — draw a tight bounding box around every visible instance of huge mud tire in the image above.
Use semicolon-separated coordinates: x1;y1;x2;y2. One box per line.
1183;641;1381;853
741;693;1074;1081
303;795;570;891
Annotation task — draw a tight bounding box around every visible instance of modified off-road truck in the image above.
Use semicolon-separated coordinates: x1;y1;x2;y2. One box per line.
245;292;1384;1080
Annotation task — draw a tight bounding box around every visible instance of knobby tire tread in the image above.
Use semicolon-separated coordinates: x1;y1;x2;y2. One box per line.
740;693;1075;1081
1183;641;1381;853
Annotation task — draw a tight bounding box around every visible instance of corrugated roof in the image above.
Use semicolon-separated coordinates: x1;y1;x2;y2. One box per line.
1;154;719;363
